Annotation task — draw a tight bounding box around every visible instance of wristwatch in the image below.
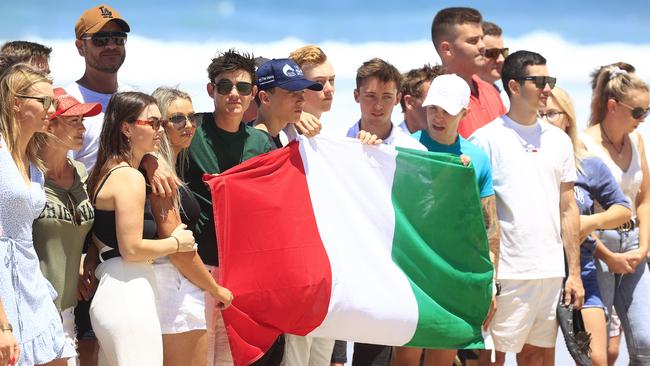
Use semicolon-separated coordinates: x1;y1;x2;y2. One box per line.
0;323;12;332
495;282;502;297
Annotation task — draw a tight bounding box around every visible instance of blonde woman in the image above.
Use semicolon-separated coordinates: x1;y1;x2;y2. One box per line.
150;87;233;366
0;63;75;365
86;92;196;365
580;66;650;364
540;87;631;366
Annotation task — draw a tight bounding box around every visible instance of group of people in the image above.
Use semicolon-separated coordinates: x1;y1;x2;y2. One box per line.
0;3;649;366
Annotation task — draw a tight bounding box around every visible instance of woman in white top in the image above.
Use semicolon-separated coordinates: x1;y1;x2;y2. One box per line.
581;65;650;365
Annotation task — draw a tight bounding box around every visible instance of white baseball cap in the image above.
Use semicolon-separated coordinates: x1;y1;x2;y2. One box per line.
421;74;470;116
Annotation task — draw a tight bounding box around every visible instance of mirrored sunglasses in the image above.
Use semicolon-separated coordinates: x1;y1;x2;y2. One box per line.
81;31;128;47
134;118;164;130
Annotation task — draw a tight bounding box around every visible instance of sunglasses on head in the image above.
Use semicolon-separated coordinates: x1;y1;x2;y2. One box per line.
618;101;650;120
80;31;128;47
134;118;164;130
484;47;509;59
213;79;253;96
16;94;58;111
167;113;201;129
516;76;557;89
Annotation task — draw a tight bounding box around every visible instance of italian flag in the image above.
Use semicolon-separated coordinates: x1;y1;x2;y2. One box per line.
204;135;493;366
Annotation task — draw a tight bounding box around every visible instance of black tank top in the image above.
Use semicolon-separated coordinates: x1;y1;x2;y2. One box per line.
91;166;157;256
179;187;200;230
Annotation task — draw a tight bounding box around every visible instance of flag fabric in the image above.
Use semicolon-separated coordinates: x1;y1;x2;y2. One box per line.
204;135;494;366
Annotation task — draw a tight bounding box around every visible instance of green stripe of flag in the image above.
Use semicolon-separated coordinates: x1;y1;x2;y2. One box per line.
391;148;493;349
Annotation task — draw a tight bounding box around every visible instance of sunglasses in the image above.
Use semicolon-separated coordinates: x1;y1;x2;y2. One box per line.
80;31;128;47
16;94;58;111
66;192;82;226
618;101;650;120
484;47;509;59
538;110;565;122
213;79;253;96
166;113;201;129
516;76;557;89
134;118;164;130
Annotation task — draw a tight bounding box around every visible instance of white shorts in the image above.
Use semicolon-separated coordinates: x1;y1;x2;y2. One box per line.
490;277;563;353
609;309;622;338
153;259;207;334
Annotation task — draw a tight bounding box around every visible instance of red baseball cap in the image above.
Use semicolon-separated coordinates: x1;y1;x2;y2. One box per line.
49;87;102;120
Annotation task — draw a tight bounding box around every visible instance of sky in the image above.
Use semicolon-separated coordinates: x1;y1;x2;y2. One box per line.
1;1;646;363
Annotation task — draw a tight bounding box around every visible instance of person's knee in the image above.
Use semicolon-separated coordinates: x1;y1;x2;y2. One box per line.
389;347;421;366
478;350;504;366
517;345;546;366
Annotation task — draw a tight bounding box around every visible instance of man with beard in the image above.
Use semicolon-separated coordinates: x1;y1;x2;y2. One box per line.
66;5;130;365
68;4;130;172
431;7;505;137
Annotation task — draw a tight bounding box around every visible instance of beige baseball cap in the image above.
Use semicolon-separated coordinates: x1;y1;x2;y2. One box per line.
75;4;130;39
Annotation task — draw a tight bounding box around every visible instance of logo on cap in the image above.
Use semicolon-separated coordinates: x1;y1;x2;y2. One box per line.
282;64;303;78
99;6;113;18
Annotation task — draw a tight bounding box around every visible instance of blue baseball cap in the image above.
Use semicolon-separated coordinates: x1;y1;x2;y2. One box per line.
256;58;323;92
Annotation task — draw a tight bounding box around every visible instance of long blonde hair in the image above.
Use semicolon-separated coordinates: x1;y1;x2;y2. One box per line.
0;63;51;172
151;86;193;182
589;65;649;126
550;87;586;173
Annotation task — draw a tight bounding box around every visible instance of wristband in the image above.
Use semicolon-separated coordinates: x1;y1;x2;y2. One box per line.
1;323;12;332
171;235;180;252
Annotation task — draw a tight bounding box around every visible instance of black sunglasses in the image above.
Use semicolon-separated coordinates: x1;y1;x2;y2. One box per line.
81;31;128;47
213;79;253;96
16;94;58;111
516;76;557;89
167;113;201;129
619;101;650;120
484;47;509;59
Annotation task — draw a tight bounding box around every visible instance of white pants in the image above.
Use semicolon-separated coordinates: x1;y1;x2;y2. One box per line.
280;335;335;366
90;258;163;366
61;307;78;366
205;265;233;366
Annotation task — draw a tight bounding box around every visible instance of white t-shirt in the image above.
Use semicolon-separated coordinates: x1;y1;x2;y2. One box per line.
470;115;577;280
346;120;426;151
66;82;134;172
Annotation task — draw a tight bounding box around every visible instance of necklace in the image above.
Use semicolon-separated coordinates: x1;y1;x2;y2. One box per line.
600;124;625;158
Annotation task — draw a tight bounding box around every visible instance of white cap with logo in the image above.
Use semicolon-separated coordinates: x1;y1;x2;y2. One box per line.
422;74;470;116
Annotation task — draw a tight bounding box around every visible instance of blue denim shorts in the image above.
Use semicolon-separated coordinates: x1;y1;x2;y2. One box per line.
580;254;605;309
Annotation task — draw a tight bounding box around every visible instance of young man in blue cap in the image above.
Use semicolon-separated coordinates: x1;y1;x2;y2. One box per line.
253;58;323;147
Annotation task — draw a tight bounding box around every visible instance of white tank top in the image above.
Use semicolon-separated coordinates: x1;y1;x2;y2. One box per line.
580;131;643;218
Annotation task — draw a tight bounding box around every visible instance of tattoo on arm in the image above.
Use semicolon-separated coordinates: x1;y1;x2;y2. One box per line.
482;195;500;275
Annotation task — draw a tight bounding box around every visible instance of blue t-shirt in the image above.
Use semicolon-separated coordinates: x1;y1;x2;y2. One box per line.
575;157;631;256
419;132;494;198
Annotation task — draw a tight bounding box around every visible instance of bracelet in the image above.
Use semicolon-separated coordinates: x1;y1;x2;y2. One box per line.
171;235;180;252
0;323;12;332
